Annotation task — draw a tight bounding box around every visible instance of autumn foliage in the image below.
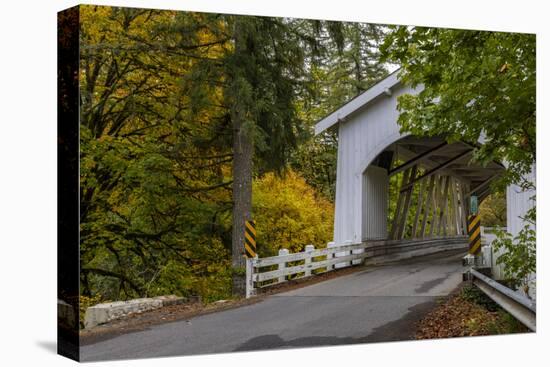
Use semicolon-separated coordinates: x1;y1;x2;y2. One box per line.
77;5;347;303
253;170;334;256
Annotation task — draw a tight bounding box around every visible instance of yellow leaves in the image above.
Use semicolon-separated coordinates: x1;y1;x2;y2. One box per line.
252;170;334;255
80;5;171;46
479;193;506;227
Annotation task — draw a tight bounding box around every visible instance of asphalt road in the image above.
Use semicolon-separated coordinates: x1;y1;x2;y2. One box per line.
80;249;466;362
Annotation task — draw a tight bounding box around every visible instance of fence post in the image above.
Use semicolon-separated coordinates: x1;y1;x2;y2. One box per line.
278;248;289;284
344;240;353;268
304;244;315;277
352;240;363;265
333;241;348;269
245;257;255;299
327;242;336;271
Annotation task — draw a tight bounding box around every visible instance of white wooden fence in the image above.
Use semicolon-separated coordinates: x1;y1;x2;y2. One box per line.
245;236;468;297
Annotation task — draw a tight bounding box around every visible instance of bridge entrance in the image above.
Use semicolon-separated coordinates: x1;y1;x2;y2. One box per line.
364;135;504;243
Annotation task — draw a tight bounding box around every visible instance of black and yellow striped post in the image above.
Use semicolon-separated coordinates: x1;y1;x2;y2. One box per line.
468;214;481;255
244;220;256;258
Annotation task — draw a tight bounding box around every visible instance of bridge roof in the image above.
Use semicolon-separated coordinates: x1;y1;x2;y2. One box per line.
314;69;401;135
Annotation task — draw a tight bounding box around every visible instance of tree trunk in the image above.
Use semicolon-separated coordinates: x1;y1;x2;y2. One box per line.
231;107;253;296
230;18;254;297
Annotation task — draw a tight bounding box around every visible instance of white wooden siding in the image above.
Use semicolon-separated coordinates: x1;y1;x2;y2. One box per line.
506;167;536;236
362;165;388;240
333;83;418;243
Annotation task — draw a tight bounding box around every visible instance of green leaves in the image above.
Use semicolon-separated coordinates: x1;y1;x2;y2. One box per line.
79;6;234;301
383;27;535;189
492;208;536;294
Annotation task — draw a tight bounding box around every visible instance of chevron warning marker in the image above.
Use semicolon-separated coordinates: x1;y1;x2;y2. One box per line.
244;220;256;258
468;214;481;255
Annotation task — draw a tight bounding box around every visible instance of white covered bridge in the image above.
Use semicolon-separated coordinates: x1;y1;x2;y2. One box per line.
315;70;532;248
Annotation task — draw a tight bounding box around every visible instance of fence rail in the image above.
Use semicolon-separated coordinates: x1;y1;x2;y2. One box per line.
245;236;468;297
468;268;536;331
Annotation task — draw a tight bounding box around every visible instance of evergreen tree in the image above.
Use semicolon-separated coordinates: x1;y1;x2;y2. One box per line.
222;16;339;295
292;22;388;200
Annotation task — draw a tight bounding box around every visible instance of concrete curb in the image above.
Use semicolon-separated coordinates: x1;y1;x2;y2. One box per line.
84;295;185;329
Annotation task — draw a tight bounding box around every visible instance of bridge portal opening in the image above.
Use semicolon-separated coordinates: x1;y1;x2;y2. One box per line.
361;135;505;242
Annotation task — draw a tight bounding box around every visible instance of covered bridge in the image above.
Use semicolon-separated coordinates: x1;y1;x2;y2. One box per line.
315;70;533;250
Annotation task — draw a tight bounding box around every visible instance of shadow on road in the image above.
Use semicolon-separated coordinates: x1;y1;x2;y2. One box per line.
234;299;437;352
234;334;364;351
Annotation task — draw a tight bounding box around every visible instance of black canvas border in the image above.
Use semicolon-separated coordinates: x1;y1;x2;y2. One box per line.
57;5;80;361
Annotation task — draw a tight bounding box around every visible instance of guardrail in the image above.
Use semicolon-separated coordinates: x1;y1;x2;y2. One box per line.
468;268;536;331
245;236;468;297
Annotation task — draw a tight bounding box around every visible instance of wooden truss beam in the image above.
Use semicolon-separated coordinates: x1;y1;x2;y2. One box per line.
389;142;448;177
389;167;414;240
478;186;493;203
401;149;473;192
398;166;418;239
451;177;461;235
467;175;499;197
411;177;426;238
437;176;451;236
394;145;452;176
429;175;443;237
460;183;469;235
419;175;436;238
